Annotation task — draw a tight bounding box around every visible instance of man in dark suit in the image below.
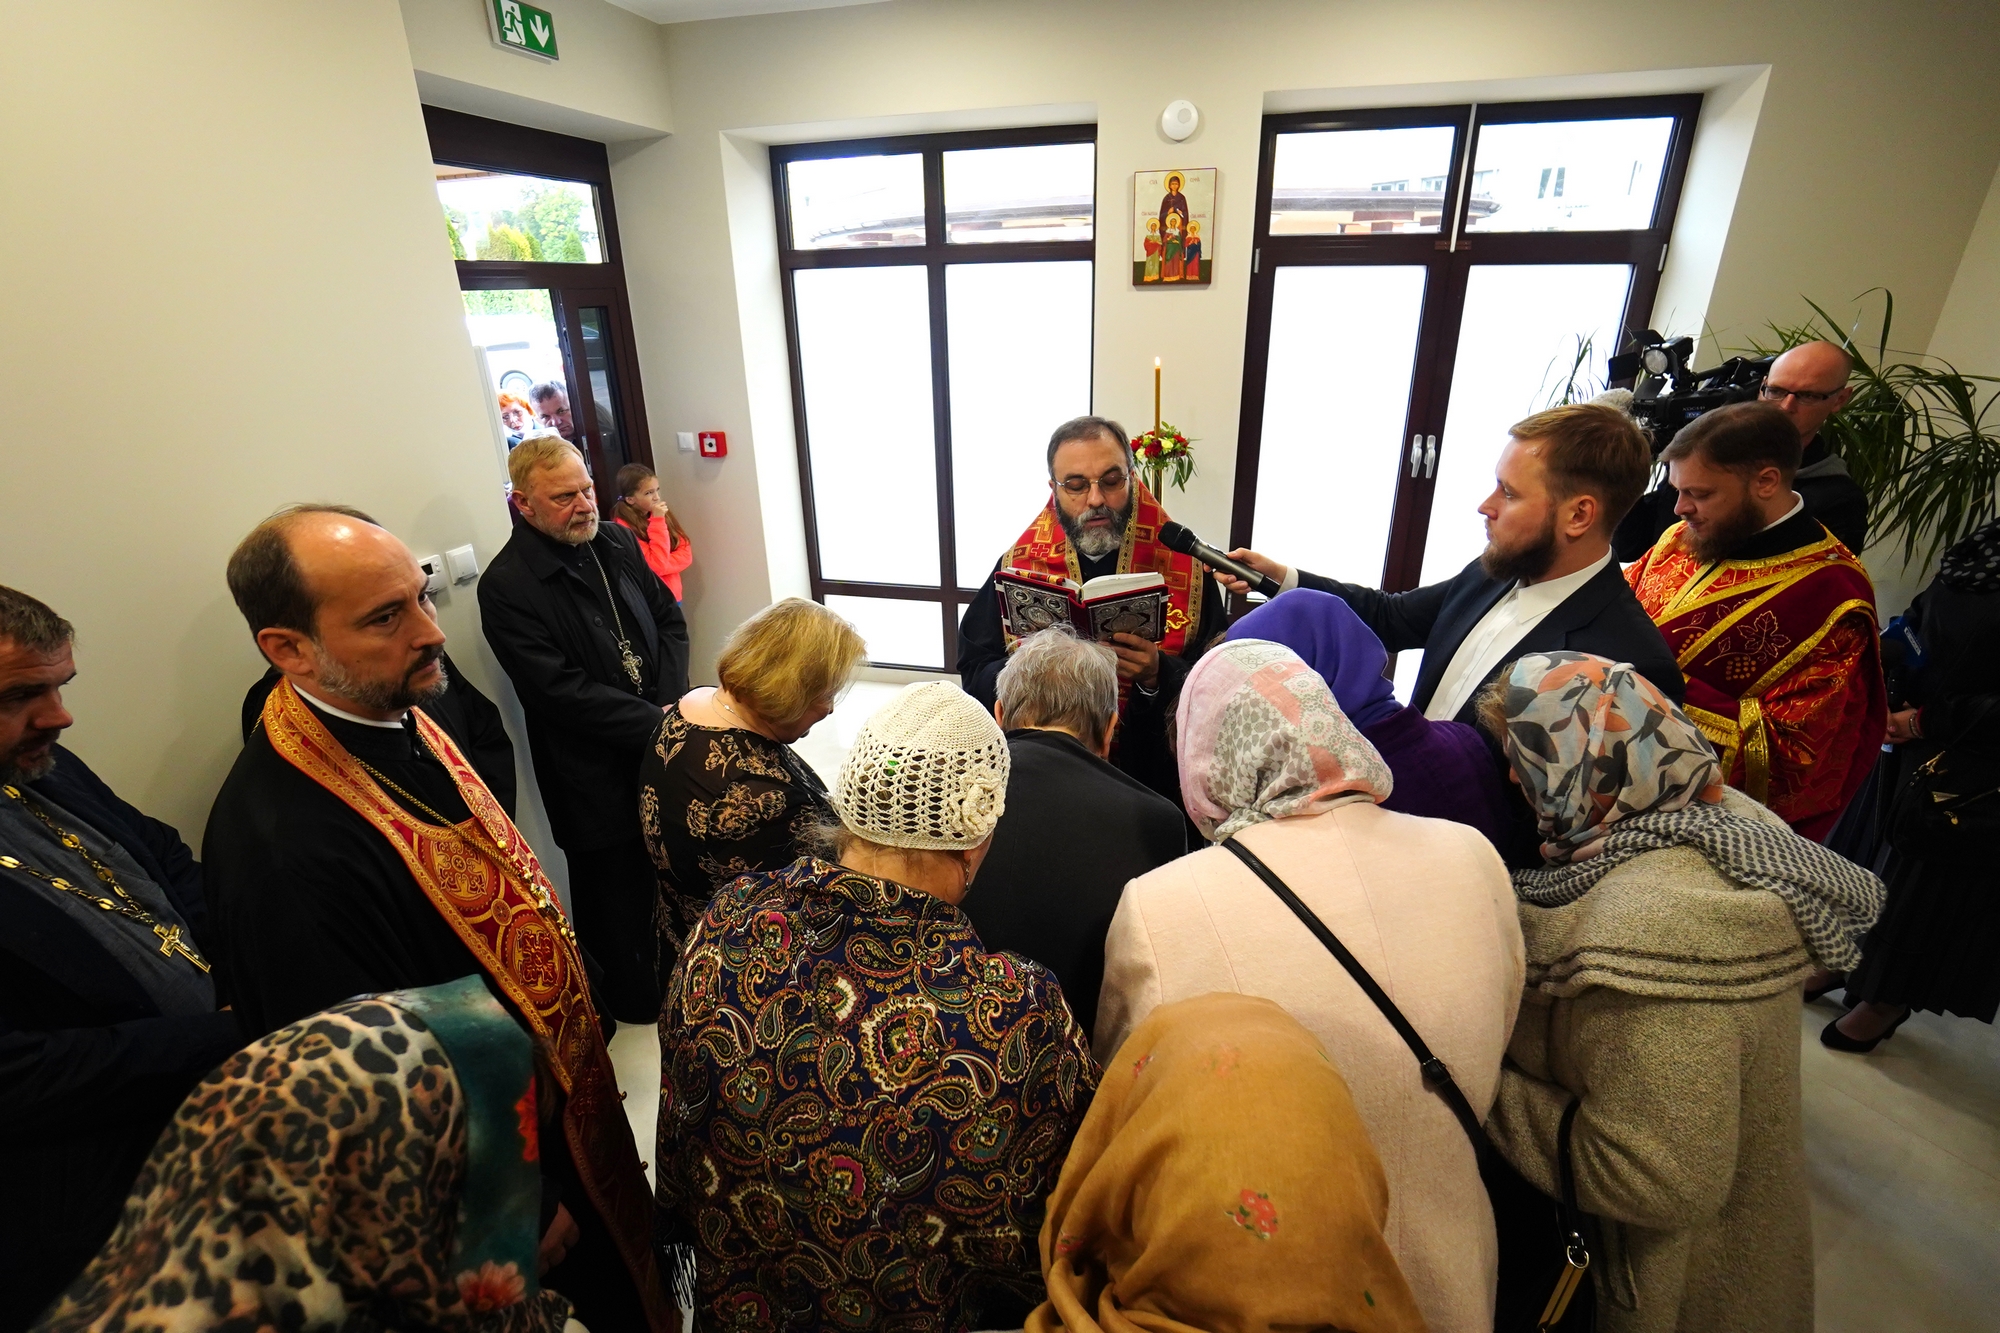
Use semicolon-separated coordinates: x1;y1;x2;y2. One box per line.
0;585;242;1328
1222;401;1684;724
480;437;690;1023
964;628;1185;1039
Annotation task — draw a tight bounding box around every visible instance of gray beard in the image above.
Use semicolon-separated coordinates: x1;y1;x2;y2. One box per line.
1060;500;1131;561
0;745;58;785
316;653;450;714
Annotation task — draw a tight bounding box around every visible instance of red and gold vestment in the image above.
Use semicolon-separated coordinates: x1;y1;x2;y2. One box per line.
1626;521;1886;841
259;681;672;1332
1002;478;1204;671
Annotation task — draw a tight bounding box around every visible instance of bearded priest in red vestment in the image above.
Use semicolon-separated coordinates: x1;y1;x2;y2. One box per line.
958;416;1226;811
1626;403;1886;841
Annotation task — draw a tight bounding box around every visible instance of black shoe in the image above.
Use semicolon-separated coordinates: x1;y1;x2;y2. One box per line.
1820;1007;1910;1054
1804;976;1847;1004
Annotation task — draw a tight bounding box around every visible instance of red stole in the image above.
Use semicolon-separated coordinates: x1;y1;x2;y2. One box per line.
260;681;671;1332
1626;522;1885;838
1003;479;1204;671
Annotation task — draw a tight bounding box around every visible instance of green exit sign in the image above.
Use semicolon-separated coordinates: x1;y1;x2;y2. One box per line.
488;0;559;61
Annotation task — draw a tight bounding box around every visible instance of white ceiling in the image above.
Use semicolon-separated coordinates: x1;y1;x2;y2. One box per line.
605;0;887;23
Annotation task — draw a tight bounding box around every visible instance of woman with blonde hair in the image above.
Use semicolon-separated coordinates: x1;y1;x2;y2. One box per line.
639;598;867;971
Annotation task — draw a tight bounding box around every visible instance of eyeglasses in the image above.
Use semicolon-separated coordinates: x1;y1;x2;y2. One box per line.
1759;383;1842;404
1055;469;1130;496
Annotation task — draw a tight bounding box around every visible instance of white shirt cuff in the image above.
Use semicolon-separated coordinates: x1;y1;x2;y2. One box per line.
1279;566;1299;593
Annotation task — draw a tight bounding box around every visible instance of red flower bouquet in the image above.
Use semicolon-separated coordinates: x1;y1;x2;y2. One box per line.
1131;422;1195;496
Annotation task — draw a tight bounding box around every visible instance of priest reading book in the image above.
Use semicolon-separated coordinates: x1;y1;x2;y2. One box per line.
958;415;1226;811
994;568;1170;643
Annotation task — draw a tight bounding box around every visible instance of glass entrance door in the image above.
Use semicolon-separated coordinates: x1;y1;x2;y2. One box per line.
428;107;655;513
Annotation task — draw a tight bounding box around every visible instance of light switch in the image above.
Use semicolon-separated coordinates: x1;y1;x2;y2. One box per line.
676;431;696;453
445;544;479;585
417;555;446;596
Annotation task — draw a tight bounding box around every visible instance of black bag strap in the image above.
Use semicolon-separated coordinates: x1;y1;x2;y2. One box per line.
1222;836;1486;1153
1538;1099;1594;1331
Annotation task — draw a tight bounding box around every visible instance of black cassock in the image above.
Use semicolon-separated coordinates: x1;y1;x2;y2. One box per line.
202;698;644;1333
3;748;243;1329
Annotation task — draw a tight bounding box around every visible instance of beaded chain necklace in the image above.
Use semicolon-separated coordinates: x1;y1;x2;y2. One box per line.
0;783;210;971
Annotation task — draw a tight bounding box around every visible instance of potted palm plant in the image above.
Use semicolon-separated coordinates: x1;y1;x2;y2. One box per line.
1749;290;1999;567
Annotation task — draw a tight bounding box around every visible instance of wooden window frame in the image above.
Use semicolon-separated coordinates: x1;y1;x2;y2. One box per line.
771;124;1098;671
425;106;655;494
1229;94;1702;591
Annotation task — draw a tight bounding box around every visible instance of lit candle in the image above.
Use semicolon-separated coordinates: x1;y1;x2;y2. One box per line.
1154;357;1162;432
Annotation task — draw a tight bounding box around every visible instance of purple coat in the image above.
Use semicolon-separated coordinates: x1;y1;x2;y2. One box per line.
1227;590;1521;852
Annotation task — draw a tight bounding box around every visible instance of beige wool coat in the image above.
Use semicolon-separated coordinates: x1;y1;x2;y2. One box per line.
1486;789;1816;1333
1096;799;1525;1333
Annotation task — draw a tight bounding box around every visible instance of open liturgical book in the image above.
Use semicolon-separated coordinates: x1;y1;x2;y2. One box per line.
995;568;1169;643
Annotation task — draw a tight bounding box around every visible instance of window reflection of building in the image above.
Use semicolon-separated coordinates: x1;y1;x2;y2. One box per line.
1270;188;1500;235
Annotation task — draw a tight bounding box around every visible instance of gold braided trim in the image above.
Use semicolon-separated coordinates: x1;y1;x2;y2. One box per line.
1670;571;1810;670
1683;702;1742;776
1745;597;1878;698
1740;696;1770;804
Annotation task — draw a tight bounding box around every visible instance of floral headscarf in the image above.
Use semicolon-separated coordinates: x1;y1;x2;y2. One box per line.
1495;652;1886;971
1177;639;1393;842
1028;993;1423;1333
1493;651;1724;862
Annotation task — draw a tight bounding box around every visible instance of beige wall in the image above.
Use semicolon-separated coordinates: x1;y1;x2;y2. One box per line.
402;0;673;141
1868;156;2000;615
611;0;2000;678
0;0;562;865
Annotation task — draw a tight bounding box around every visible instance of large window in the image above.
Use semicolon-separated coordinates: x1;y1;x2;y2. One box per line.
1231;97;1700;622
427;108;654;496
773;127;1097;669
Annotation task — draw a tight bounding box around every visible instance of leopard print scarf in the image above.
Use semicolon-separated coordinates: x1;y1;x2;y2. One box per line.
33;983;570;1333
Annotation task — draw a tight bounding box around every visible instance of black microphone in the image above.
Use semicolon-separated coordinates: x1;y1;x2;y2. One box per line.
1157;521;1283;598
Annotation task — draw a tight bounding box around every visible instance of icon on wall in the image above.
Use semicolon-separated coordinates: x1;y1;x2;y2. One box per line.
698;431;728;458
1133;168;1215;288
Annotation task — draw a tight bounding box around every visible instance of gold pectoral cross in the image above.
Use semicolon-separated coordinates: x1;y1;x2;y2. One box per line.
154;922;212;973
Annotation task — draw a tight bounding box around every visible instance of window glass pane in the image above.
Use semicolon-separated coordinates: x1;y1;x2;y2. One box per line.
1419;264;1633;585
1465;118;1674;233
463;289;575;451
577;307;628;472
944;142;1095;244
786;154;925;249
1270;127;1459;235
437;168;603;263
946;261;1093;586
824;595;944;669
1251;266;1428;584
793;266;939;584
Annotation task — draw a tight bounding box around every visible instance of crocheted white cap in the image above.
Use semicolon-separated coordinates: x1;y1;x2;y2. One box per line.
834;680;1011;851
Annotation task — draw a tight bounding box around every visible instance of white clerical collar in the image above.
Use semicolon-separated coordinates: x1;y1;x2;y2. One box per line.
1757;494;1806;534
297;688;407;730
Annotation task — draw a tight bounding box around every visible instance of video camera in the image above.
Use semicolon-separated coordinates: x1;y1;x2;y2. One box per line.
1608;331;1772;455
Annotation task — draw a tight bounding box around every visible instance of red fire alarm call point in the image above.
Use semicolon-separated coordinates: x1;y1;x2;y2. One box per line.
698;431;728;458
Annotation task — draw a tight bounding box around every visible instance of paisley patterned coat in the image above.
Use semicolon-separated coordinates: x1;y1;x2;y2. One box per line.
656;856;1098;1331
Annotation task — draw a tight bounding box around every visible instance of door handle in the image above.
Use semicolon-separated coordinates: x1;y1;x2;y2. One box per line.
1424;434;1438;479
1409;433;1423;478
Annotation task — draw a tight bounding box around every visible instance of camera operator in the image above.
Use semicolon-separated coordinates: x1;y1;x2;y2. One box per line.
1615;340;1867;559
